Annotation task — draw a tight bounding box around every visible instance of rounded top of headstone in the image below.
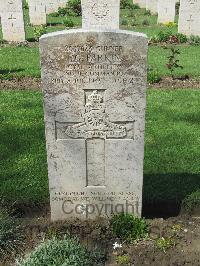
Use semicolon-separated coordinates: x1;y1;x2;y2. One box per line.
39;29;147;43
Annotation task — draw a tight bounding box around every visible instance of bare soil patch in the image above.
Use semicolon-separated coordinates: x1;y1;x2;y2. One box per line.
0;77;41;91
107;216;200;266
150;77;200;90
2;213;200;266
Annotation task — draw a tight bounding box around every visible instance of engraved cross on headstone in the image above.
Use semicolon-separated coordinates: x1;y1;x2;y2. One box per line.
187;14;194;30
55;0;134;187
57;90;134;187
81;0;120;30
8;14;16;27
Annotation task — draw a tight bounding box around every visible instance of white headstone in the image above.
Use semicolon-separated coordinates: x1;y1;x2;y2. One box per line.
157;0;176;24
40;0;148;221
0;0;25;42
45;0;59;14
146;0;158;14
81;0;120;30
178;0;200;36
133;0;146;8
29;0;46;25
58;0;67;8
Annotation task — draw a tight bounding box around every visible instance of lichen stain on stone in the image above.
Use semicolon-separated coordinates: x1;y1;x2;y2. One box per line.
86;35;97;45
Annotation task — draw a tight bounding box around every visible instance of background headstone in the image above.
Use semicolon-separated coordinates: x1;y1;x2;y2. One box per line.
178;0;200;36
146;0;158;14
58;0;67;8
45;0;59;14
0;0;25;42
29;0;46;25
40;0;148;221
157;0;176;24
133;0;146;8
81;0;120;30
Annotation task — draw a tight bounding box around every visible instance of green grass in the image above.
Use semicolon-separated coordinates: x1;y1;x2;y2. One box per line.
0;47;40;79
148;45;200;78
182;189;200;211
0;90;199;205
0;91;48;204
1;45;200;79
120;8;178;37
144;89;200;202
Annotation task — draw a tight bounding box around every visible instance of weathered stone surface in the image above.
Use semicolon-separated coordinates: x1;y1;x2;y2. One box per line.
81;0;120;30
146;0;158;14
45;0;59;14
178;0;200;36
40;29;147;221
29;0;46;25
133;0;146;8
157;0;176;24
0;0;25;42
58;0;67;8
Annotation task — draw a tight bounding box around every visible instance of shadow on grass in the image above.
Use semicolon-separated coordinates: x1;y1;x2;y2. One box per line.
0;68;25;75
26;37;37;42
173;112;200;125
47;22;63;26
143;173;200;218
0;99;48;206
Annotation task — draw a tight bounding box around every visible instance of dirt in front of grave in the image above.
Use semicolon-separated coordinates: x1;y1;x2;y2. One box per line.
151;76;200;90
2;213;200;266
0;76;200;91
109;216;200;266
0;77;41;91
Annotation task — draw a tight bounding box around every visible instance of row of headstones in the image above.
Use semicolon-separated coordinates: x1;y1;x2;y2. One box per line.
28;0;67;23
0;0;200;42
0;0;68;42
134;0;200;37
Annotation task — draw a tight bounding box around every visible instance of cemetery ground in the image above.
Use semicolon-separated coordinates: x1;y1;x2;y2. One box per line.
0;2;200;266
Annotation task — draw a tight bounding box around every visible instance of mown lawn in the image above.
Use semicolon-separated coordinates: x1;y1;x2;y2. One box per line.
0;89;199;206
0;47;40;79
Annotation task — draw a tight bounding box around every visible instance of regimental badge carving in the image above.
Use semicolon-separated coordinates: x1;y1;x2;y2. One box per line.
65;90;127;139
91;3;109;20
